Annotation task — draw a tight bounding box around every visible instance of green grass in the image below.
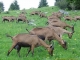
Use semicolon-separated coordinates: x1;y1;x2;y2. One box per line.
0;6;80;60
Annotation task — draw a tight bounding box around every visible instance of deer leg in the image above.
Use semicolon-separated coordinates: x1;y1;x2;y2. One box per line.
7;43;17;56
31;45;35;56
72;25;74;33
26;47;31;57
17;46;21;57
45;36;48;43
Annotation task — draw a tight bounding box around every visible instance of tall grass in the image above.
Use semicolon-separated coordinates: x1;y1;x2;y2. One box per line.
0;6;80;60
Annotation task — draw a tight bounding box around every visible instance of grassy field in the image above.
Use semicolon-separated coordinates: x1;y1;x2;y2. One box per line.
0;6;80;60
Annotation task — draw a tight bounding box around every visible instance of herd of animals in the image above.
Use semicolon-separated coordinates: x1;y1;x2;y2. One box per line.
1;9;80;57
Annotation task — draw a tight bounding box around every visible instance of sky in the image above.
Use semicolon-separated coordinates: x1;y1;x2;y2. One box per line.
0;0;55;11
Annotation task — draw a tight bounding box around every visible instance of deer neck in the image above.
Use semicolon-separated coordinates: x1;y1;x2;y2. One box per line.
39;39;50;48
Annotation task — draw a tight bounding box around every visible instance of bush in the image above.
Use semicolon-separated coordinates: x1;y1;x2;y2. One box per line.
55;0;68;10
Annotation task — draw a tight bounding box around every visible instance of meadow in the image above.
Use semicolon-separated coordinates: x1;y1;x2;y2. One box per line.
0;6;80;60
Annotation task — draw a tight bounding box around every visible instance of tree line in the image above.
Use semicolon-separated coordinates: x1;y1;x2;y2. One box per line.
55;0;80;10
0;0;80;13
0;0;48;12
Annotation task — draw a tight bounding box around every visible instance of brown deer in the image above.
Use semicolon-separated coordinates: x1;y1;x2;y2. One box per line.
6;33;54;57
17;13;28;23
47;25;73;39
48;20;74;33
27;27;67;50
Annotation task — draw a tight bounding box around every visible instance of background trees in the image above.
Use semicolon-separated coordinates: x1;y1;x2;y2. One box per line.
67;0;80;10
55;0;80;10
0;2;4;13
38;0;48;8
9;0;20;10
55;0;68;10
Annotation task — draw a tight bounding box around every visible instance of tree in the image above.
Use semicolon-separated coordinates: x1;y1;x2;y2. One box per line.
38;0;48;8
14;0;19;10
9;0;20;10
0;2;4;12
55;0;68;10
67;0;80;10
75;0;80;9
9;3;15;10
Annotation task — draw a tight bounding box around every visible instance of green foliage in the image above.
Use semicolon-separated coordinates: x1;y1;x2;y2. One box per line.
0;2;4;12
67;0;80;10
38;0;48;8
0;6;80;60
55;0;80;10
55;0;68;9
9;0;20;11
73;0;80;9
67;0;76;3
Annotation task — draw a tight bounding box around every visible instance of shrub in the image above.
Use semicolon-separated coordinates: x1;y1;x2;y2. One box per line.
55;0;68;10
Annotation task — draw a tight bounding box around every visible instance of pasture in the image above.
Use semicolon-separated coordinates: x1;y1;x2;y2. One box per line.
0;6;80;60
